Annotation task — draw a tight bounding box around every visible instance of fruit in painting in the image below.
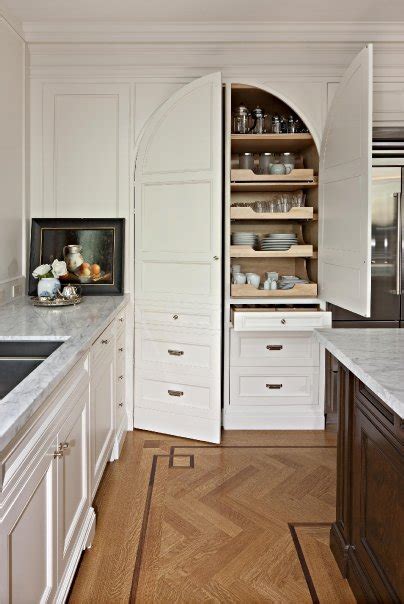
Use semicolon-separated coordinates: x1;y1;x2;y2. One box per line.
91;263;101;275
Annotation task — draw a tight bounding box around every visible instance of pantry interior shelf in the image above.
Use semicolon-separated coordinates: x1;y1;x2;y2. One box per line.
230;206;315;220
230;245;314;258
231;133;314;153
231;282;318;298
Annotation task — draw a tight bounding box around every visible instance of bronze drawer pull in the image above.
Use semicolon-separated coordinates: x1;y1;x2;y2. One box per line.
172;314;179;320
168;389;184;397
266;345;283;351
168;349;184;356
266;384;283;389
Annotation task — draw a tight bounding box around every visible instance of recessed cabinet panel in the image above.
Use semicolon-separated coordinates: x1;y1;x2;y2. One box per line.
140;261;212;297
142;83;213;174
140;376;212;413
141;335;211;370
141;182;212;254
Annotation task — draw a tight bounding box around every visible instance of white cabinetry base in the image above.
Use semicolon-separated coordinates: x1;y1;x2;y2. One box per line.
223;411;325;430
55;506;96;604
135;406;220;444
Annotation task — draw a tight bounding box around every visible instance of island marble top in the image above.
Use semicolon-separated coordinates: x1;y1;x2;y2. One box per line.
0;295;129;453
315;328;404;419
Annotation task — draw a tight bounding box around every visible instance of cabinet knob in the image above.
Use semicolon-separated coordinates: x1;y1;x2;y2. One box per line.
53;450;63;459
119;347;124;352
118;402;124;407
172;314;179;320
119;375;124;380
61;442;70;449
280;319;286;325
213;256;219;261
119;317;124;322
101;339;109;344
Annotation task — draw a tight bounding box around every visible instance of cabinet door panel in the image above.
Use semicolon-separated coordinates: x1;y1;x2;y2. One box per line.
0;449;57;604
57;381;89;581
319;45;373;317
91;347;115;497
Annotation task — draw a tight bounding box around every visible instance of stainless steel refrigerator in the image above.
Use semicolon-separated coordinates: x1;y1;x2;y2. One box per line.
329;127;404;327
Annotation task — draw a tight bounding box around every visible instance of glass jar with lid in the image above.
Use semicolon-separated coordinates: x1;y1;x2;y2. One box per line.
280;152;295;174
239;152;254;171
232;103;250;134
250;106;267;134
258;152;274;174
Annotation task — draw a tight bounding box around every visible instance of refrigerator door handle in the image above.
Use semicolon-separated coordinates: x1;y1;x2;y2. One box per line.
394;192;402;295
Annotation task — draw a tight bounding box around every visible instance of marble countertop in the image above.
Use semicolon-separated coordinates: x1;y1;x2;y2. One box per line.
315;328;404;419
0;295;129;453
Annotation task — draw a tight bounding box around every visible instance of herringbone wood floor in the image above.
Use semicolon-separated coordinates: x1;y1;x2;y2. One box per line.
69;429;355;603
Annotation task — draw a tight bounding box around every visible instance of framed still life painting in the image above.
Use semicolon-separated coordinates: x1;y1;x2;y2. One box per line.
28;218;125;295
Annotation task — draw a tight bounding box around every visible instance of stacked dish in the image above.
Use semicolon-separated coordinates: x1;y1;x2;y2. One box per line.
260;233;297;251
232;232;258;247
278;275;309;290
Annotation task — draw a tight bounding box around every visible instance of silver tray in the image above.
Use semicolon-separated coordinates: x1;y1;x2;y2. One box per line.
31;296;82;307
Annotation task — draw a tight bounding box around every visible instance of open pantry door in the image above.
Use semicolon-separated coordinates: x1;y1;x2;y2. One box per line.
318;45;373;317
134;72;222;443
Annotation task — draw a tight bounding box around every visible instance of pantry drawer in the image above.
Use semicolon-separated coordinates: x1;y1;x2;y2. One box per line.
232;310;332;332
136;328;220;376
231;330;319;367
230;366;319;407
136;372;217;418
116;310;126;332
116;330;125;377
136;302;220;331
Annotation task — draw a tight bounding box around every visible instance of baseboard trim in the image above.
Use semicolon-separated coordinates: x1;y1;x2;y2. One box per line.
134;407;220;443
223;413;325;430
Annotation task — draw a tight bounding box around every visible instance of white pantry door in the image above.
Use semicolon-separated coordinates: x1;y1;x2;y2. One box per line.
318;45;373;317
134;72;222;443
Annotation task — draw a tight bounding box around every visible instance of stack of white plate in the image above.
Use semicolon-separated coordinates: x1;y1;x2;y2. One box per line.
232;232;258;247
260;233;297;251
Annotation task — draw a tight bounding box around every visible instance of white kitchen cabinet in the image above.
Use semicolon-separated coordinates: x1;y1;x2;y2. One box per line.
134;72;222;444
56;379;90;591
90;327;116;498
0;443;57;604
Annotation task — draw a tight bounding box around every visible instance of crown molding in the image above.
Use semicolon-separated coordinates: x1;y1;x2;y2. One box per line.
23;20;404;44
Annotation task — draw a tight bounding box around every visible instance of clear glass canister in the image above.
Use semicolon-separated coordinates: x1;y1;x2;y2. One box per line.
258;152;273;174
280;152;295;174
239;152;254;170
233;104;250;134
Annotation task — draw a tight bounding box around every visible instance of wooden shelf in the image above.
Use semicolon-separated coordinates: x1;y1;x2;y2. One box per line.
231;206;314;221
230;168;317;192
230;245;313;258
231;133;314;153
231;282;318;298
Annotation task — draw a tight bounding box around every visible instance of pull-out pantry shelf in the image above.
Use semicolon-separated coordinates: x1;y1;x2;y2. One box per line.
230;245;314;258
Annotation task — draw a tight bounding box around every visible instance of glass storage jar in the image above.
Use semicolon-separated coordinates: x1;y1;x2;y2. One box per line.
233;104;250;134
280;152;295;174
258;152;274;174
239;152;254;171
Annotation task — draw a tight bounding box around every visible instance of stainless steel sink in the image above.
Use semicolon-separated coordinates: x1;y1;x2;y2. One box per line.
0;341;64;399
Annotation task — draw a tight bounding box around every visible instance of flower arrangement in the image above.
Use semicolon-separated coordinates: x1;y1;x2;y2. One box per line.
32;259;68;280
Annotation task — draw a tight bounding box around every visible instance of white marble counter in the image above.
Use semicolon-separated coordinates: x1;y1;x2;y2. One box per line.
0;295;129;452
315;328;404;419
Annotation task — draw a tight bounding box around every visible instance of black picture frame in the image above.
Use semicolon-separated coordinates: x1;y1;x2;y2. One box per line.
28;218;125;296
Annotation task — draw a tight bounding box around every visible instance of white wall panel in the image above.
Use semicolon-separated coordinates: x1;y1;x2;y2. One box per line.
0;17;25;299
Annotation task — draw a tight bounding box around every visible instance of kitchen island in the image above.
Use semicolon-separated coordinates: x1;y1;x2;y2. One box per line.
315;328;404;603
0;295;130;603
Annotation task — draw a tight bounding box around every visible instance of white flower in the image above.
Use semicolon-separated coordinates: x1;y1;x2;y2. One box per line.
32;264;51;279
51;259;67;278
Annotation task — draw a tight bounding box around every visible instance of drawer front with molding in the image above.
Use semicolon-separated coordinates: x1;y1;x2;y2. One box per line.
136;372;216;418
231;330;319;367
230;367;319;407
116;330;125;379
92;323;115;362
232;311;332;332
116;311;126;332
136;302;221;331
136;328;220;376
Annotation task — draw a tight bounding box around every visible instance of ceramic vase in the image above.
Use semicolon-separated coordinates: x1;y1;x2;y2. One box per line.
37;278;61;298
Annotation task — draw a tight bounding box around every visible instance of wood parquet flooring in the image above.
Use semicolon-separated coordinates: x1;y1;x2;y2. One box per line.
68;429;355;604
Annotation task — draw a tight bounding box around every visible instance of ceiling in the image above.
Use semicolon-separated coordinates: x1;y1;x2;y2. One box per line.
3;0;404;23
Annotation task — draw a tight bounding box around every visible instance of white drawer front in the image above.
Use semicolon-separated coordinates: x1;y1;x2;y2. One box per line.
233;311;332;332
230;367;319;407
136;303;220;330
136;328;220;376
231;331;319;367
136;372;216;418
